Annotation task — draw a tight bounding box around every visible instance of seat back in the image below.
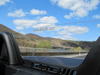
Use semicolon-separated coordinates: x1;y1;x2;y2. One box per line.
77;41;100;75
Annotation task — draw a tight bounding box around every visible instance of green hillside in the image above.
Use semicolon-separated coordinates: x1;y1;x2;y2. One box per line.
0;24;96;50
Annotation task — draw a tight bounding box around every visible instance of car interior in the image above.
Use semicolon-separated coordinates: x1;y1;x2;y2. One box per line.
0;32;100;75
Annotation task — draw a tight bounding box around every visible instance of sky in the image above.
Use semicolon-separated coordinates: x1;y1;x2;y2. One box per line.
0;0;100;41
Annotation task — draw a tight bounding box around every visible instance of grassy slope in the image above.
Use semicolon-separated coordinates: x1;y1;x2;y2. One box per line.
0;24;95;49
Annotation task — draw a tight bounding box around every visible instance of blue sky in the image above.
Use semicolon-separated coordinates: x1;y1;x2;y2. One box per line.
0;0;100;41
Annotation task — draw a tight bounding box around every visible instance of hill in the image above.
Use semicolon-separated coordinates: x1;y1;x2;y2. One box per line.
26;33;44;39
0;24;28;38
0;24;20;35
0;24;96;50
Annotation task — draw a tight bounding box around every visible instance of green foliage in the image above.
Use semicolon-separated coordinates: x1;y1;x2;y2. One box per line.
72;47;83;52
36;41;52;48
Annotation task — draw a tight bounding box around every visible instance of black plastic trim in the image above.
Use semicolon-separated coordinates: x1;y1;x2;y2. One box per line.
0;32;23;65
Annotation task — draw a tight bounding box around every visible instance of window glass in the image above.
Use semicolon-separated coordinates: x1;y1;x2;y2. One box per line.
0;0;100;60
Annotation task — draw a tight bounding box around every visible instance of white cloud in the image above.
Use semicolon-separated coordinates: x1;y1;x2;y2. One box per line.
93;15;100;19
35;16;57;30
40;16;58;24
30;9;47;15
55;30;75;40
16;26;24;30
8;9;47;17
13;16;58;31
8;9;26;17
13;16;89;40
64;13;75;19
51;0;100;19
0;0;10;6
13;19;37;29
97;24;100;28
53;34;75;40
62;26;88;34
33;16;58;28
56;26;88;40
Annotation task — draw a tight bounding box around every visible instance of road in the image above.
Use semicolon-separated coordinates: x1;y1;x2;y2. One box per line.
51;53;87;59
24;54;86;67
74;54;86;59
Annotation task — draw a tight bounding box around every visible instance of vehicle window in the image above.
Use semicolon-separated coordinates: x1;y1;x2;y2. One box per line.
0;0;100;60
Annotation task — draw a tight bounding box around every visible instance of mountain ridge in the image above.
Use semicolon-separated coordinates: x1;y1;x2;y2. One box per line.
0;24;97;50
